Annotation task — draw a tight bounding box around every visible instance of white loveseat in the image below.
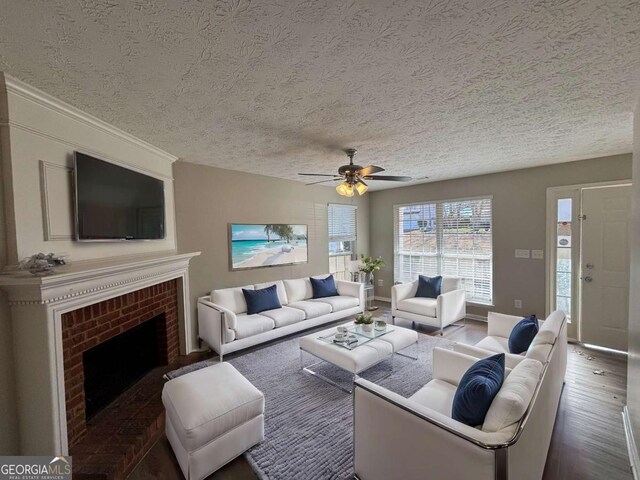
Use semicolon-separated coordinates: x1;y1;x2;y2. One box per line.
354;310;567;480
198;275;365;360
391;276;466;335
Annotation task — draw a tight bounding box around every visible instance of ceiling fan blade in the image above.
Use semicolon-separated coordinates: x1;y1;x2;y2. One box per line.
363;175;413;182
298;173;338;177
305;177;342;185
357;165;385;176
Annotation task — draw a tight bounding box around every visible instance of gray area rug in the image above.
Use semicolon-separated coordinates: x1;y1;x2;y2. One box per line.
167;333;454;480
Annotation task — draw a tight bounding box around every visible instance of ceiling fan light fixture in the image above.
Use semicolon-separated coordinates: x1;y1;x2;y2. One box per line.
336;182;351;196
354;181;368;195
301;148;412;196
344;183;355;197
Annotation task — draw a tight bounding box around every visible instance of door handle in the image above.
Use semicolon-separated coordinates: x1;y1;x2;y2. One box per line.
583;276;593;282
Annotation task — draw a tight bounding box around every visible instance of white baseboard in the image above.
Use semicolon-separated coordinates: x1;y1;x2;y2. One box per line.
623;405;640;480
465;313;487;322
374;296;391;303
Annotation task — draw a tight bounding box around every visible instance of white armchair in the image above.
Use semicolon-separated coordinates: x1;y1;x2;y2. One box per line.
391;277;466;335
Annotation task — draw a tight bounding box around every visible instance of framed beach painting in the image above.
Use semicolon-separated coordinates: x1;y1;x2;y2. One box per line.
229;224;308;271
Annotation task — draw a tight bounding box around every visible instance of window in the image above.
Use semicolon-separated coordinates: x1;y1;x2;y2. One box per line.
394;197;493;304
328;204;357;280
555;198;572;321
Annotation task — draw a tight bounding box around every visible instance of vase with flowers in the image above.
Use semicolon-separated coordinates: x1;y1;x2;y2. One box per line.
359;254;385;285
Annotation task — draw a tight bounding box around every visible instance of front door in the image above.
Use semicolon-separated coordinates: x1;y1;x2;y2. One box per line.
580;185;631;351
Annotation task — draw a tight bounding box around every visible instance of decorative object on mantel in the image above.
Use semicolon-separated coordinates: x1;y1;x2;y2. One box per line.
19;252;68;276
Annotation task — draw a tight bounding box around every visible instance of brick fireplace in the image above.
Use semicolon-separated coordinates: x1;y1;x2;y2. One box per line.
62;280;180;447
0;252;199;458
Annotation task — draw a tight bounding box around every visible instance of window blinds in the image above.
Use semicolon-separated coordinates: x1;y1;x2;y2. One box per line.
394;197;493;304
328;204;357;242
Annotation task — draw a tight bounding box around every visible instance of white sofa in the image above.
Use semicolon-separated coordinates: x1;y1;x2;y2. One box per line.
454;310;567;371
391;276;466;335
198;275;365;360
354;310;567;480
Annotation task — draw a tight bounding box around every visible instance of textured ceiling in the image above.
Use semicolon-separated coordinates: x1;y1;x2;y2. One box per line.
1;0;639;190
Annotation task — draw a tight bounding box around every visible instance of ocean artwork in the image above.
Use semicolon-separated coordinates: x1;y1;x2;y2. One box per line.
229;224;308;270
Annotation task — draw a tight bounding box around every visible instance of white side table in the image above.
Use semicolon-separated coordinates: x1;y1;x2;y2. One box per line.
365;284;378;311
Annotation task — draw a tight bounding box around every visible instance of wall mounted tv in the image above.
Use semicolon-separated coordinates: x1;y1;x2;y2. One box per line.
74;152;165;241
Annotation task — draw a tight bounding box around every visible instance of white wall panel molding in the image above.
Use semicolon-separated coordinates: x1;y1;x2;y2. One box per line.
39;161;74;241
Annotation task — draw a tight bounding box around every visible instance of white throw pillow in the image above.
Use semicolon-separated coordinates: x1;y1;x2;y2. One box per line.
211;285;254;314
482;358;543;432
283;278;313;303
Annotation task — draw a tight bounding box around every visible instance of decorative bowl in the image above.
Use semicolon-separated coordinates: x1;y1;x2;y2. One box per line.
375;320;387;331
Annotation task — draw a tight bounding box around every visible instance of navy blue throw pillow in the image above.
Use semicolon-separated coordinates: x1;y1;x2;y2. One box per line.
242;285;281;315
310;275;338;299
452;353;505;427
508;315;539;354
416;275;442;298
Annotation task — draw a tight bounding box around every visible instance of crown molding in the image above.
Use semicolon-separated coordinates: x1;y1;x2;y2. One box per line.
1;72;178;164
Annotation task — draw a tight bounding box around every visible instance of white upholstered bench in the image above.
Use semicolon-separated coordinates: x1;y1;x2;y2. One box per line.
162;363;265;480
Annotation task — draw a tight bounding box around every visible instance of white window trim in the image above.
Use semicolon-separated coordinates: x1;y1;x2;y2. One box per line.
393;194;494;305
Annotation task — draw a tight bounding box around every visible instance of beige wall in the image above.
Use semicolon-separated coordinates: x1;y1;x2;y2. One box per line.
627;100;640;465
369;154;632;323
173;161;370;350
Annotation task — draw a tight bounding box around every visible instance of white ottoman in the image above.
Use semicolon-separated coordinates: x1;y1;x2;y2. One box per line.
162;363;264;480
299;322;419;392
376;326;419;356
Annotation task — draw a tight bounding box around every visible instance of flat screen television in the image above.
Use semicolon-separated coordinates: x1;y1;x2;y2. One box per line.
74;152;165;241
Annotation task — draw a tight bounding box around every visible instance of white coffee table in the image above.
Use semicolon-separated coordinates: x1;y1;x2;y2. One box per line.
299;322;418;392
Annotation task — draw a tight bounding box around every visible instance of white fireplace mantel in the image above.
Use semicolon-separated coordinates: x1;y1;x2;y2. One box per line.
0;251;200;455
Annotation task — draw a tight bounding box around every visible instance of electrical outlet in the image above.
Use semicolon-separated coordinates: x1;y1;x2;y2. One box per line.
514;299;522;309
377;279;384;287
515;249;530;258
531;250;544;259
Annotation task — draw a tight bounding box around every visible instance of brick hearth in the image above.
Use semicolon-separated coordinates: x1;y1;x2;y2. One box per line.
61;280;180;479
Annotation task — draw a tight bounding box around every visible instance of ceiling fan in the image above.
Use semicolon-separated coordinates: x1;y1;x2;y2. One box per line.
298;148;413;196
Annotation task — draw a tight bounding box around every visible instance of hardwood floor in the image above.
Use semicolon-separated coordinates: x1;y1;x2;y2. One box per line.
128;307;632;480
544;344;631;480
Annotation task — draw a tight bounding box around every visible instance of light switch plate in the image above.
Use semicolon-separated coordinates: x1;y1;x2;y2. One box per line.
515;249;530;258
531;250;544;259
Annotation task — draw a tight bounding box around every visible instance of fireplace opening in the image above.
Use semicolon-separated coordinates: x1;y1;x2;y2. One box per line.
83;314;165;420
